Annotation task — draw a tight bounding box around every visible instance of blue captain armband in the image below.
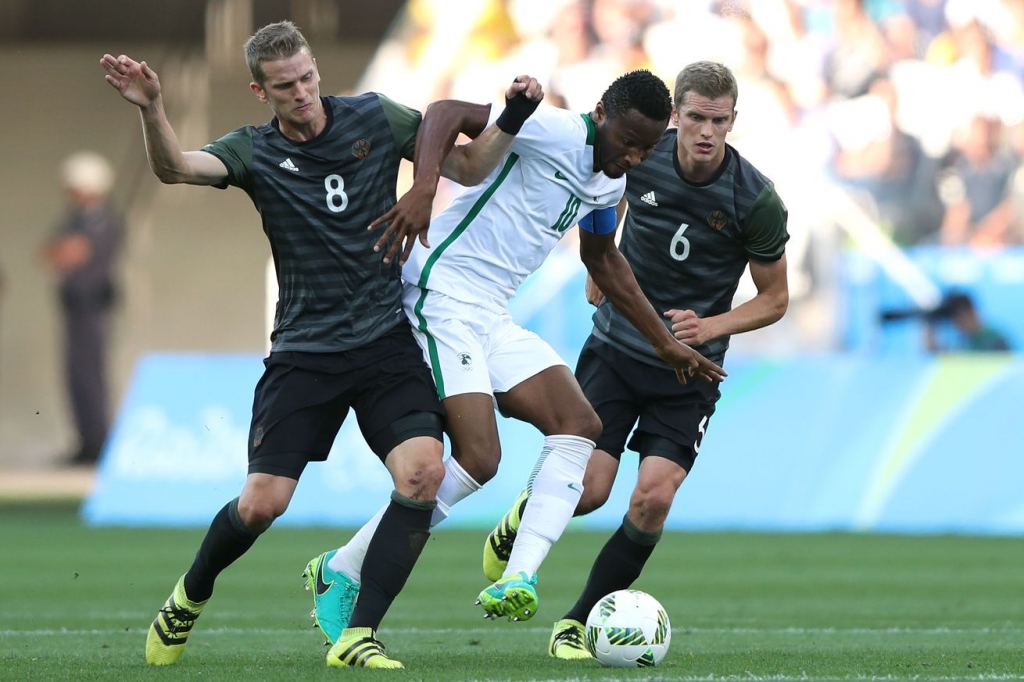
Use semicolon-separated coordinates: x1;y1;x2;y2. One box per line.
578;206;617;235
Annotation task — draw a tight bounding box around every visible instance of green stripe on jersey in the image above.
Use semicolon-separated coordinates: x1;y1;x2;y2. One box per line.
411;288;448;399
415;152;520;288
581;114;596;146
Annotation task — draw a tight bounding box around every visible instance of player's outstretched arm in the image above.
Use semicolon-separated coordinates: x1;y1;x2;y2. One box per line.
100;53;226;186
579;230;726;384
369;76;543;265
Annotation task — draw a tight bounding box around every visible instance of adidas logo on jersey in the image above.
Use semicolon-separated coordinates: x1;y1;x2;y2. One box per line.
640;191;658;206
279;158;299;172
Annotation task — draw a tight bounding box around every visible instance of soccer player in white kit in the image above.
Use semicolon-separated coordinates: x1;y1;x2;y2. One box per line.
305;71;726;636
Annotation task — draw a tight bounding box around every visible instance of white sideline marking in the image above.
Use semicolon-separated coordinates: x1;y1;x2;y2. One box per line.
1;626;1021;637
456;677;1024;682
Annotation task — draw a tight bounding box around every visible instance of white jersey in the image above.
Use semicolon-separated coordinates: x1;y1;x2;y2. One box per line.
402;105;625;312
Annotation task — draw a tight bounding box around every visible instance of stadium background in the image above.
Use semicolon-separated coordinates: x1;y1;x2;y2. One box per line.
1;0;1022;533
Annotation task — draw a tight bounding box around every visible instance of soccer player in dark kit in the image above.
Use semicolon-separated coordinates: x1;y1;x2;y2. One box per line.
101;20;543;669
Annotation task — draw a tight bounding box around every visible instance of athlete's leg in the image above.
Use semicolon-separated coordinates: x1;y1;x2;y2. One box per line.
562;454;686;623
325;429;444;671
147;472;298;665
494;365;602;578
345;433;444;632
188;473;297;600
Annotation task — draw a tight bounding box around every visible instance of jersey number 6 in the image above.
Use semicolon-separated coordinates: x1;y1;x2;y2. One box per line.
670;222;690;261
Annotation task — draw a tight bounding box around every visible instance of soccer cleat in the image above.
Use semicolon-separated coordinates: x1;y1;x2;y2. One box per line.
145;575;208;665
476;571;539;621
549;618;592;659
483;488;529;582
302;549;360;645
326;627;404;669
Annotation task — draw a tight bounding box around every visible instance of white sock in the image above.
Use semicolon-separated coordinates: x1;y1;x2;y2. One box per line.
504;434;594;578
326;456;482;582
430;455;482;526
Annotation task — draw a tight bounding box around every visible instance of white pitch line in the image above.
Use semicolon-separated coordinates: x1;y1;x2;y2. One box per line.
1;626;1021;637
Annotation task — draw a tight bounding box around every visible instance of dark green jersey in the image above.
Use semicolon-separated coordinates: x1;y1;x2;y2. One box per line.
203;93;421;352
592;133;788;366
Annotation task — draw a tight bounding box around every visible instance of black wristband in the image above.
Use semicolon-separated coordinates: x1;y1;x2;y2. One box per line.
495;81;540;135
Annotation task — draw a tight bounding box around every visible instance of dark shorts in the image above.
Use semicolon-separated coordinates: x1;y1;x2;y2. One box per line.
248;321;445;479
575;335;721;473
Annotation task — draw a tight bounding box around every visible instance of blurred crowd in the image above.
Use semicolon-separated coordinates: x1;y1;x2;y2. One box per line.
366;0;1024;251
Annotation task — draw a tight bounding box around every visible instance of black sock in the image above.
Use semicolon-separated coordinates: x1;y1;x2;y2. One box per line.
183;498;261;602
349;492;434;631
564;516;660;623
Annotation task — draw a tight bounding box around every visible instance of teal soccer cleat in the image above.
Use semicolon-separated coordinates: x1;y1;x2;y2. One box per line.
476;571;539;622
303;549;360;645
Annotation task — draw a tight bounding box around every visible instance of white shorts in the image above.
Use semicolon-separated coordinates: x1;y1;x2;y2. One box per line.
402;284;567;400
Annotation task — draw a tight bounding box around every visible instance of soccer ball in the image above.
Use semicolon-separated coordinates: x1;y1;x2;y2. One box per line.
585;589;671;667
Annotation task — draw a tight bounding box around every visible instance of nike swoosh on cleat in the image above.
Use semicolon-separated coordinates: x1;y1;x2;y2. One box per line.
315;558;333;596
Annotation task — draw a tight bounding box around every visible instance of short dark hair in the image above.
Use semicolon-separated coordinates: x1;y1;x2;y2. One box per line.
674;61;738;109
244;21;312;84
601;70;672;123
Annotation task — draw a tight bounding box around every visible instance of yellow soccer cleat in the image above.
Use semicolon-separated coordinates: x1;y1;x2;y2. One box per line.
326;627;404;669
483;488;529;582
145;575;208;665
548;618;592;659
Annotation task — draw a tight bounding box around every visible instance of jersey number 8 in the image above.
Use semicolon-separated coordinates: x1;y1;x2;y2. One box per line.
325;174;349;213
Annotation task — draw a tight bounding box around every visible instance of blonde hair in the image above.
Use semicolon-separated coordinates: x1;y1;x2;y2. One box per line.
673;61;738;109
244;21;312;84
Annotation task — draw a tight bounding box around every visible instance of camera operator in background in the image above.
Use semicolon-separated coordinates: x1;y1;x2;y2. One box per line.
924;292;1011;353
881;291;1012;353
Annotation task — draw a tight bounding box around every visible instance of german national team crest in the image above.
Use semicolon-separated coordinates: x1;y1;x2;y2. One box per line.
351;139;371;160
708;210;728;231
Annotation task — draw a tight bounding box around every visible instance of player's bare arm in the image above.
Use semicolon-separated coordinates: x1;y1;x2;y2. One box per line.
579;230;726;383
101;53;227;186
665;254;789;346
368;97;492;264
441;76;543;186
584;196;628;307
370;76;543;265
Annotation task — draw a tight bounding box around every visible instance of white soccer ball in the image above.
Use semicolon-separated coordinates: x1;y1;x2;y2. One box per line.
585;589;672;668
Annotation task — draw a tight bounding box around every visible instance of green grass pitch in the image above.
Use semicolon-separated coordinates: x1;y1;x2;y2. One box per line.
1;500;1022;681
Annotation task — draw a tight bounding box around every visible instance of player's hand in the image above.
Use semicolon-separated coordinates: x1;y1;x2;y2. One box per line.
656;340;726;384
505;75;544;104
369;183;435;265
101;54;161;108
664;308;713;347
585;274;605;307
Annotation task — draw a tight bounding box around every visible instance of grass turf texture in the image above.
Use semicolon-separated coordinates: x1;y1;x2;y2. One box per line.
1;500;1022;681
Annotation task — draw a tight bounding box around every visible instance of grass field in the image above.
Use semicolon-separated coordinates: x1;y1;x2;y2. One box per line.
1;501;1022;681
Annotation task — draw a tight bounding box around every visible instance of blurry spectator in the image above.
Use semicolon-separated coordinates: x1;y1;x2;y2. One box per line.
938;114;1018;246
41;151;124;466
925;291;1012;351
830;75;943;244
823;0;892;99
